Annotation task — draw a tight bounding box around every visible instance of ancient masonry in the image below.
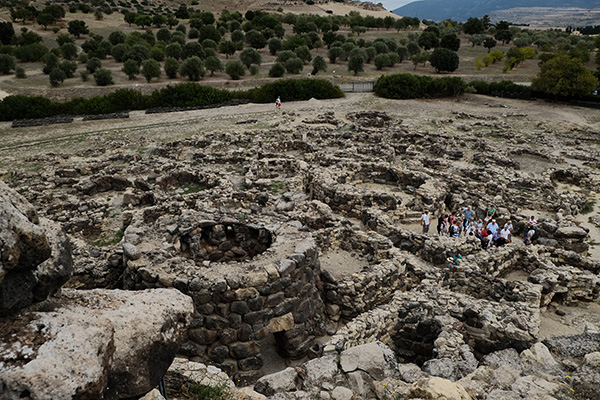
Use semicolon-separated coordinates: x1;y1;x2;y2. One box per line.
2;100;600;399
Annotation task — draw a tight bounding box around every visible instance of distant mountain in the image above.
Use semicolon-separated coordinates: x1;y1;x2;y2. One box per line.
392;0;600;22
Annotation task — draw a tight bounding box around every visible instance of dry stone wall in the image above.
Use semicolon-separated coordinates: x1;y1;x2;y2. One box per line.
122;212;326;383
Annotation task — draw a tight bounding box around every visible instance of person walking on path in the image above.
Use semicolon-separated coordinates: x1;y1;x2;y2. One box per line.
275;96;282;110
421;210;430;234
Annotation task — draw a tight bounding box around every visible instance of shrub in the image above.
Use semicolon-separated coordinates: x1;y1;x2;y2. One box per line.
165;43;182;60
145;83;232;108
276;50;296;64
269;62;285;77
428;77;467;97
61;42;78;60
245;78;343;103
94;68;113;86
0;95;55;120
0;54;15;74
225;60;246;79
164;57;179;78
15;66;26;78
240;48;261;68
42;53;60;74
179;56;205;81
150;46;165;61
188;27;199;39
80;70;89;81
373;53;389;70
122;59;140;79
14;43;48;62
86;57;102;73
489;50;505;62
469;80;489;95
429;48;459;73
49;67;66;87
374;74;430;99
69;88;141;114
60;60;78;78
347;52;365;75
249;65;259;76
204;56;223;76
141;59;161;82
284;57;303;74
311;55;327;75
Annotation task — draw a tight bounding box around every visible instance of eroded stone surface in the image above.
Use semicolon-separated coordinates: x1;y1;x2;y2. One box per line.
0;288;193;400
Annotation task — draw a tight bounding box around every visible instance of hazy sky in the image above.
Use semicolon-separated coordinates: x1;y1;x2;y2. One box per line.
379;0;416;12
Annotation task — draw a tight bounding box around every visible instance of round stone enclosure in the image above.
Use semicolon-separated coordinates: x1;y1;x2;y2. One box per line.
179;222;273;263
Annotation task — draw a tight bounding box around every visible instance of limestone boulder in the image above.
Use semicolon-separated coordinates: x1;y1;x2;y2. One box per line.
304;353;339;385
339;341;398;380
165;358;234;398
408;376;472;400
555;225;588;240
0;181;73;316
0;288;193;400
254;367;300;396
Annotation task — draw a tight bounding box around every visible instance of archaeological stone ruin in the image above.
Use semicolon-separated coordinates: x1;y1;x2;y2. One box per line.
2;94;600;399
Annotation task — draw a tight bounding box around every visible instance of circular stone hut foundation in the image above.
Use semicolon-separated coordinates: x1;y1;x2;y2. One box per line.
122;210;326;383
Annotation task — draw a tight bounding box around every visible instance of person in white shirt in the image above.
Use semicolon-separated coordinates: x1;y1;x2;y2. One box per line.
503;220;513;243
486;219;499;234
421;210;430;234
500;226;511;242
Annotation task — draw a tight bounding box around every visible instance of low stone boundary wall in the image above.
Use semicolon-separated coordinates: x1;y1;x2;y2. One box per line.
82;112;129;121
12;115;73;128
146;99;250;114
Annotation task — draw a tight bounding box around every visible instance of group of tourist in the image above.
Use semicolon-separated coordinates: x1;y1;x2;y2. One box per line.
420;207;538;249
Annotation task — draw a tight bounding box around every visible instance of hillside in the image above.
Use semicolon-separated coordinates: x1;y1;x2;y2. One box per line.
392;0;600;22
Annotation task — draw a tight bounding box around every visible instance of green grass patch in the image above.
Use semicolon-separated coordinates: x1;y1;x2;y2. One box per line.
270;180;288;195
91;229;124;247
582;199;596;214
188;383;231;400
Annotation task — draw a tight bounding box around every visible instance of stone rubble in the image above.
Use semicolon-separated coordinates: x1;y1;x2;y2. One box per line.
2;96;600;399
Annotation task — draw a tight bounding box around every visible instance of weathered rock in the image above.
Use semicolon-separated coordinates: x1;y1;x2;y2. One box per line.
122;242;141;261
165;358;234;398
543;333;600;358
254;367;299;396
339;341;398;380
0;288;193;400
555;226;588;240
331;386;353;400
304;353;339;384
408;376;472;400
397;363;424;383
423;358;461;381
139;389;166;400
0;182;73;316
